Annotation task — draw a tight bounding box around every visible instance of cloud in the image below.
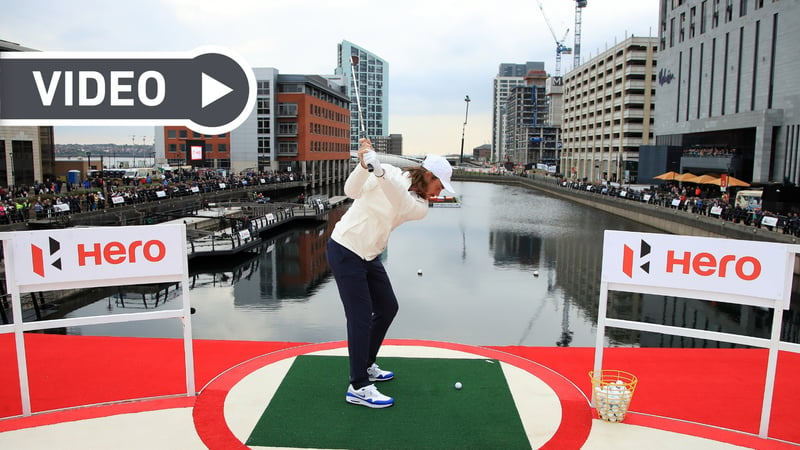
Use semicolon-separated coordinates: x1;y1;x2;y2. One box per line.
2;0;659;152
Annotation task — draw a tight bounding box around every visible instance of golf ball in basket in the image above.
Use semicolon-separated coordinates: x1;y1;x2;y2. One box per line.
455;382;462;389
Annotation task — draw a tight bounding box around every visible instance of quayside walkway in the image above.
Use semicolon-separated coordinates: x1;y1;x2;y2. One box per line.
453;171;797;245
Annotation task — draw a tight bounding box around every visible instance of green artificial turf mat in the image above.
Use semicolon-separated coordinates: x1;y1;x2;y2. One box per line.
245;355;531;449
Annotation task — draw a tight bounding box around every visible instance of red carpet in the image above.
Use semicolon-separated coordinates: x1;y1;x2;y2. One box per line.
0;334;798;446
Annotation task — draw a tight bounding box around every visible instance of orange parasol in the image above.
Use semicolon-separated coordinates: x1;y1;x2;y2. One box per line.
691;174;721;184
709;175;751;187
654;171;680;180
674;172;698;182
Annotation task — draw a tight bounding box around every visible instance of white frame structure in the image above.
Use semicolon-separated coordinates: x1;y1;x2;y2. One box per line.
0;224;195;417
594;230;800;439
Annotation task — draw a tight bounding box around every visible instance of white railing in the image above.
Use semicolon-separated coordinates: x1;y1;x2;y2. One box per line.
0;224;195;417
594;233;800;440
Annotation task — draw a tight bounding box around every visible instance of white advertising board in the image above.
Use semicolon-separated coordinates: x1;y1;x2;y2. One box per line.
10;224;187;292
596;230;799;438
601;230;793;309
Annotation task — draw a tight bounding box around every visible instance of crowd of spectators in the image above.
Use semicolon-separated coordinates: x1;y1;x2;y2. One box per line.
557;177;800;237
682;146;738;157
0;168;310;225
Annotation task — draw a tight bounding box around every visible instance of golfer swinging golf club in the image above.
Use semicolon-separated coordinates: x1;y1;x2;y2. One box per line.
327;138;455;408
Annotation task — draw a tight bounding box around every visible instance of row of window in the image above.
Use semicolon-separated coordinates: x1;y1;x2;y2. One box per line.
167;143;228;153
309;122;348;138
563;92;656;119
310;104;347;123
567;45;658;82
565;81;657;103
309;141;349;153
566;68;657;94
166;130;227;139
666;0;772;49
673;19;777;123
280;83;348;109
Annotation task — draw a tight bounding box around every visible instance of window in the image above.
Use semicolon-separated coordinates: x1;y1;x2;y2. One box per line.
278;123;297;135
167;129;176;139
670;17;675;47
258;118;270;134
258;137;270;154
739;0;748;16
168;144;176;153
701;1;707;33
278;103;298;116
257;81;270;96
679;12;686;42
218;143;227;153
257;98;270;115
712;0;720;27
179;129;187;138
279;83;303;93
278;141;297;155
690;7;696;38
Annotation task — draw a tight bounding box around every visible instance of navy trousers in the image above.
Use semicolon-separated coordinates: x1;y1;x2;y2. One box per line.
327;238;398;389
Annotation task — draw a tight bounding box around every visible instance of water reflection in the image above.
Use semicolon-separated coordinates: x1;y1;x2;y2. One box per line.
53;181;799;347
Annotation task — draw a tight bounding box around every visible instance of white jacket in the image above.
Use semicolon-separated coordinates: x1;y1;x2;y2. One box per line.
331;163;429;260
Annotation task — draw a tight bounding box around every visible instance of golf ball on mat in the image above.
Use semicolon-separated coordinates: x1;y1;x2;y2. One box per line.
455;382;462;389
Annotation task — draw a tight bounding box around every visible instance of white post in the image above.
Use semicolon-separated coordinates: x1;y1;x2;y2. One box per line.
180;225;196;396
592;281;609;407
4;239;32;416
758;306;782;437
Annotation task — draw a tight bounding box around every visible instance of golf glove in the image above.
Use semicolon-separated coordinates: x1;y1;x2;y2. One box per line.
363;151;384;177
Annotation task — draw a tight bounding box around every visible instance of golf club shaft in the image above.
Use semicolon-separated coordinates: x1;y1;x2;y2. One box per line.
350;56;373;172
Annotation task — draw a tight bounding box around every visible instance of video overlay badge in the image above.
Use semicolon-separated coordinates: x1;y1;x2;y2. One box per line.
0;47;256;135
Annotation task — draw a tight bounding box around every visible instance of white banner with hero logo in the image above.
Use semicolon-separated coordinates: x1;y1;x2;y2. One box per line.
11;224;186;292
602;230;794;309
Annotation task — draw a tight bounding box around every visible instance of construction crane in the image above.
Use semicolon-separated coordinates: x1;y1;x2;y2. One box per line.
573;1;588;69
535;0;572;76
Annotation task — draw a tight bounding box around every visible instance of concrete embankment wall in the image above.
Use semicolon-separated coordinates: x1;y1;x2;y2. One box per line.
453;173;800;277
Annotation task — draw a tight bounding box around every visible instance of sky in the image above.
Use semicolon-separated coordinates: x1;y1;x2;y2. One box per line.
1;0;659;155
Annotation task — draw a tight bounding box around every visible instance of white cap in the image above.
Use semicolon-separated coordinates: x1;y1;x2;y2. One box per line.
422;154;455;193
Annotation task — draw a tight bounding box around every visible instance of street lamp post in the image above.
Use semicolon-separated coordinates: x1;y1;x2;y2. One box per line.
459;95;471;164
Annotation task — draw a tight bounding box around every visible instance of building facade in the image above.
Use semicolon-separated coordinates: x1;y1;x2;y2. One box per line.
560;36;658;183
155;71;351;186
653;0;800;185
0;39;56;188
372;134;403;155
503;69;560;168
337;41;389;152
493;62;545;163
274;74;351;183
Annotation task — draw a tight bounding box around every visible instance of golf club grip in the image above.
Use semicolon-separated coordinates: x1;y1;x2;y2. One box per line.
367;164;374;172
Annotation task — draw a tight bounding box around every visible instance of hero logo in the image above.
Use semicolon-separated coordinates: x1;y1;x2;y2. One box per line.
621;239;762;281
622;239;651;278
31;237;62;277
31;238;167;278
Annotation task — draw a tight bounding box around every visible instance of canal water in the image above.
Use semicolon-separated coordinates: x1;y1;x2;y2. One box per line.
54;180;799;347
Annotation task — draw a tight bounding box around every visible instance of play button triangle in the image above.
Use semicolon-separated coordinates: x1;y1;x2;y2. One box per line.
201;72;233;109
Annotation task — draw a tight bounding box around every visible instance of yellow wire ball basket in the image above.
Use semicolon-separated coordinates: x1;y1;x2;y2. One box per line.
589;369;638;423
